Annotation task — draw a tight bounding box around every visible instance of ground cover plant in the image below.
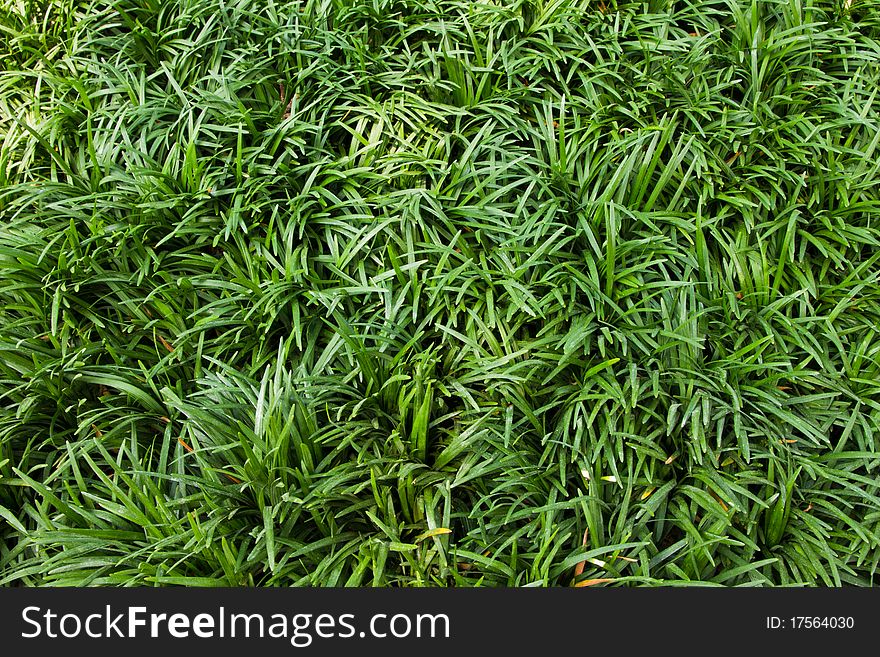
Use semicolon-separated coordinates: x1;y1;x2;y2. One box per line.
1;0;880;587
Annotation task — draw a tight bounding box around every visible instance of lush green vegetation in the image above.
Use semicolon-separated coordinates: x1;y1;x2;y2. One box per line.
1;0;879;586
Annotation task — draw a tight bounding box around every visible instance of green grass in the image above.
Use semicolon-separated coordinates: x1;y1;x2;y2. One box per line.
1;0;879;587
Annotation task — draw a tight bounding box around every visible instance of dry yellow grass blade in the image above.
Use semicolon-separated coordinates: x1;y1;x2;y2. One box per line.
574;578;615;588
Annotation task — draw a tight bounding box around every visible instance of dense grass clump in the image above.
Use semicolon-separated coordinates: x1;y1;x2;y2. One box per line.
1;0;879;586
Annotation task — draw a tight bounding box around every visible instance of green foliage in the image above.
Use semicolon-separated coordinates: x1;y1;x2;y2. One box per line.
1;0;879;586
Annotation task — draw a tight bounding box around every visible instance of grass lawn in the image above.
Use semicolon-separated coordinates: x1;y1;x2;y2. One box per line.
1;0;880;586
